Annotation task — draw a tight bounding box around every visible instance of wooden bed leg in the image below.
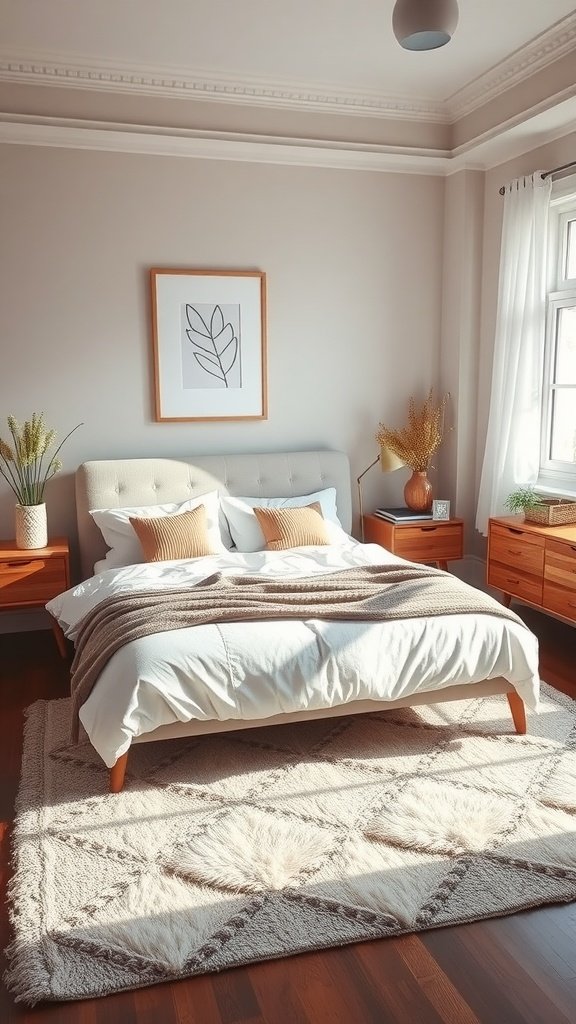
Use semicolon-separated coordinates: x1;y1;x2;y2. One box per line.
507;691;527;734
52;622;68;659
109;752;129;793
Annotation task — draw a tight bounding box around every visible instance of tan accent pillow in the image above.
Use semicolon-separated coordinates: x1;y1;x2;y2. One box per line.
129;505;218;562
253;502;330;550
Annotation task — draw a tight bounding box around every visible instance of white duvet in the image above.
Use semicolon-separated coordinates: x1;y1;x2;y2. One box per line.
47;539;540;768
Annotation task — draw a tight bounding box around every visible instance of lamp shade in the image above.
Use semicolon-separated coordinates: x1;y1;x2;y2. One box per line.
379;444;405;472
392;0;459;51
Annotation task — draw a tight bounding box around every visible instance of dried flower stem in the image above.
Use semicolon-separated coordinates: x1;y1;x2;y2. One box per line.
376;389;449;472
0;414;82;505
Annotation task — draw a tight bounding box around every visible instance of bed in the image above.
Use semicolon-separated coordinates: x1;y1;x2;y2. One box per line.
47;449;540;793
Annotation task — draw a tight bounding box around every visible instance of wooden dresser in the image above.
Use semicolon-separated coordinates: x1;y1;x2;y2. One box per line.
487;515;576;624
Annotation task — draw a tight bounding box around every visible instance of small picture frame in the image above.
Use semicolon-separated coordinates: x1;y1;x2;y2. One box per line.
432;499;451;521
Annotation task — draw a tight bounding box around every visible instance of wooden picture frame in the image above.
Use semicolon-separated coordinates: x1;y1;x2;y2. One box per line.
150;268;267;422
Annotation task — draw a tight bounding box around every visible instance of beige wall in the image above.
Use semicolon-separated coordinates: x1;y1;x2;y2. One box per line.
0;144;444;609
439;170;485;551
3;124;575;633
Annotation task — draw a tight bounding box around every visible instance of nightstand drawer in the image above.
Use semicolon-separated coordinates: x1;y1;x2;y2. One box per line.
393;523;463;562
488;563;543;605
0;555;68;607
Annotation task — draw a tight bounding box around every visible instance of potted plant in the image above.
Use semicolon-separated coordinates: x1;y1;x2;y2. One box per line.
0;413;81;549
503;486;544;518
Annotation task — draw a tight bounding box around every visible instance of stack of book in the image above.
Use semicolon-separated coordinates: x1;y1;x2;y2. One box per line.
373;507;433;523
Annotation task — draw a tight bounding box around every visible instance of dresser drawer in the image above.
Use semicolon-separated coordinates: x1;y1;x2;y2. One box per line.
543;580;576;622
488;563;543;605
544;538;576;593
490;522;545;549
490;534;545;575
393;523;463;562
0;555;68;607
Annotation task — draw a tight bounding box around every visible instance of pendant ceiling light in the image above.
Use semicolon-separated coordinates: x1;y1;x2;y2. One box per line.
392;0;459;51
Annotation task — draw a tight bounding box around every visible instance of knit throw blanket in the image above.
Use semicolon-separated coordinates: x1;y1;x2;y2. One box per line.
69;563;525;741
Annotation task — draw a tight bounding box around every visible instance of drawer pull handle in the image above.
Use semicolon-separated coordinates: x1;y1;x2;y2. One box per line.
420;527;437;532
507;528;524;535
506;577;520;585
508;548;523;556
1;560;35;569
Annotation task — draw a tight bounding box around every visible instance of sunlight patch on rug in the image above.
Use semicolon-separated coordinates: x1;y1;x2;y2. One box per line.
166;806;335;892
364;778;516;855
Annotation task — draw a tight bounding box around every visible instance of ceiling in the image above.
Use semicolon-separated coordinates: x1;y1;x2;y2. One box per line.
1;0;575;109
1;0;575;176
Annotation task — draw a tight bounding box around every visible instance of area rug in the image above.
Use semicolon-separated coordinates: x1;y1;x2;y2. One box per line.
5;685;576;1004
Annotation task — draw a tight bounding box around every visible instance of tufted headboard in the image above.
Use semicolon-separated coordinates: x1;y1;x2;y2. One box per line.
75;450;352;580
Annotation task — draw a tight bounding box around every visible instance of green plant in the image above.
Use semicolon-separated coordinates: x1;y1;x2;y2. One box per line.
0;413;82;506
504;486;545;515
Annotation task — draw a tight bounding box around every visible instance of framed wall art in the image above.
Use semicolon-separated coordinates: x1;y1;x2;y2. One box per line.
150;268;267;422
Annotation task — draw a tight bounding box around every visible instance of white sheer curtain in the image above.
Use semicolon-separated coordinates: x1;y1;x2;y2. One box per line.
476;171;552;536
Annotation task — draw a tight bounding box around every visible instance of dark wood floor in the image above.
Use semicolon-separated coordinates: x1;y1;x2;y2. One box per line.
1;606;575;1023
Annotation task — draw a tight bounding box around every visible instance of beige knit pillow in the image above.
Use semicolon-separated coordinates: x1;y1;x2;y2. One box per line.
129;505;218;562
253;502;330;550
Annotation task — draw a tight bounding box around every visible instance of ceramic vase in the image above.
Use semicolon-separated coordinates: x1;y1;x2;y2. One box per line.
15;502;48;549
404;470;433;512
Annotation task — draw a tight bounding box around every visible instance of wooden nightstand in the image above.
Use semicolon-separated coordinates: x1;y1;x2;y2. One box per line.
0;537;70;657
363;515;464;571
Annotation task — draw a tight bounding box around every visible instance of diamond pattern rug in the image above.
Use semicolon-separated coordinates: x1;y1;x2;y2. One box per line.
5;685;576;1004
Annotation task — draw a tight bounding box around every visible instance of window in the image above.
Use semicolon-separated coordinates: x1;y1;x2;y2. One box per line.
539;188;576;494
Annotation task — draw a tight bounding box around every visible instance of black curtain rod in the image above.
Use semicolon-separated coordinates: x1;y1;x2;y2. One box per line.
498;160;576;195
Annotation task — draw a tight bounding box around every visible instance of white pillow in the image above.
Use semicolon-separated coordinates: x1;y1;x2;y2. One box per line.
220;487;348;551
90;491;226;570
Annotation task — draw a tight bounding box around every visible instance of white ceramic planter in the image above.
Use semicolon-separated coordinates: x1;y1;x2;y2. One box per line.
15;502;48;549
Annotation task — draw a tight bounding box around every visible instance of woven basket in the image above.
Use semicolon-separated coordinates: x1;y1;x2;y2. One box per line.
525;499;576;526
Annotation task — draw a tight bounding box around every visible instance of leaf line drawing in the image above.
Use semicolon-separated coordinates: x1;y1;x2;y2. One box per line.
186;304;239;388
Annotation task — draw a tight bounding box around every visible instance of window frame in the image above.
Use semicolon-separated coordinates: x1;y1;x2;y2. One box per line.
537;187;576;496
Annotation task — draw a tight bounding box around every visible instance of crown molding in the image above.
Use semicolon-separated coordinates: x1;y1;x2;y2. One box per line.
0;114;452;174
2;14;575;127
447;12;576;120
0;49;447;124
449;90;576;172
2;90;574;176
1;15;575;128
2;71;575;178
